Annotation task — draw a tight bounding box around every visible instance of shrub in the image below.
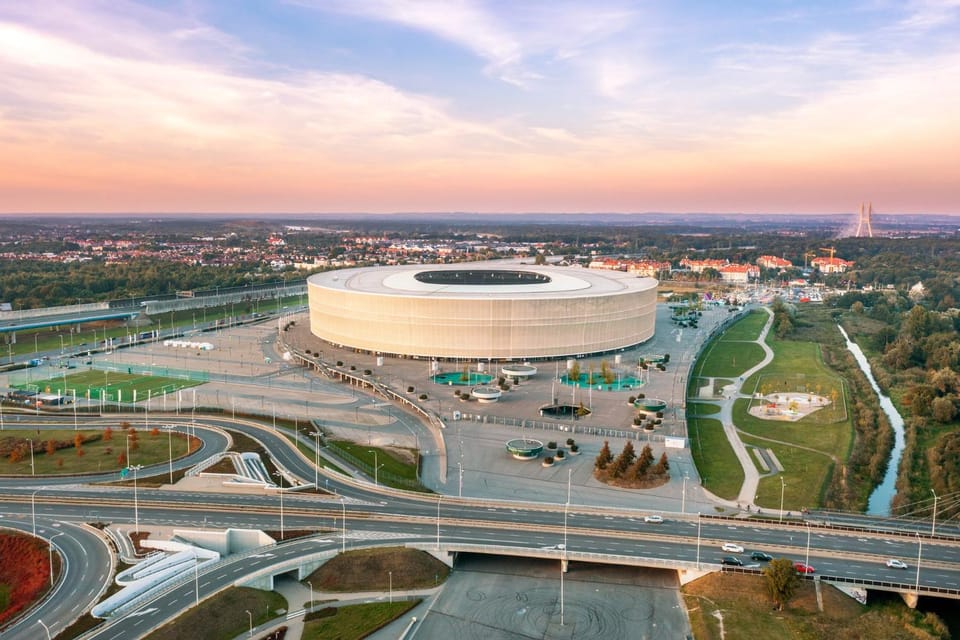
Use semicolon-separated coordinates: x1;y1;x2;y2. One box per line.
570;444;579;453
499;383;510;391
418;393;428;400
656;411;664;418
349;365;356;371
628;395;636;404
566;438;575;446
547;441;557;450
543;456;554;465
363;369;372;375
637;393;645;399
336;360;343;366
633;415;644;426
555;449;565;459
407;386;415;393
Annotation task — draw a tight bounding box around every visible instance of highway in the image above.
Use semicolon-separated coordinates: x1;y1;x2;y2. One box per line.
2;412;959;638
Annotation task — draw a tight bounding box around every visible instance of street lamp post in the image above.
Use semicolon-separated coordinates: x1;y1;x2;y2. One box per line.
310;431;322;488
307;580;314;610
804;523;811;572
165;425;174;484
696;513;702;569
388;571;393;604
681;475;687;514
48;532;64;585
32;488;41;536
779;476;786;524
37;619;52;640
246;609;253;637
931;489;938;536
368;450;380;486
27;438;35;476
131;464;143;534
273;472;285;540
436;496;442;550
915;533;923;594
340;498;346;554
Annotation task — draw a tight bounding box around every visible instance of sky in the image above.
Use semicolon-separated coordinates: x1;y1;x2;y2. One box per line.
1;0;959;215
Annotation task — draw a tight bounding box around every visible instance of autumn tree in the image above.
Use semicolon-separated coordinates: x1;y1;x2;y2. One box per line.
8;447;23;463
594;441;614;470
931;396;957;424
103;426;113;442
764;558;801;611
568;361;581;383
73;433;84;450
633;444;655;478
46;440;57;456
128;428;139;450
117;451;127;467
651;452;670;476
610;441;636;478
150;427;160;437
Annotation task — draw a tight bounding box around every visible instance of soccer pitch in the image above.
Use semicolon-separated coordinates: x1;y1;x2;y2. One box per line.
15;370;202;401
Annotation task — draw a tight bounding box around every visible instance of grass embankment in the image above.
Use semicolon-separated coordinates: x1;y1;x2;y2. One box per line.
0;428;197;476
688;417;745;500
306;546;450;592
303;601;420;640
143;587;287;640
0;532;58;627
684;572;949;639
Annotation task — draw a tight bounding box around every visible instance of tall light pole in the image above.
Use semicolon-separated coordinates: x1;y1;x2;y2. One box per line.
779;476;786;524
131;464;143;534
562;468;571;626
804;523;811;572
681;475;687;514
246;609;253;637
930;489;938;536
458;462;463;497
37;619;52;640
368;450;380;486
27;438;35;476
340;498;346;554
32;488;42;536
307;580;314;610
48;531;64;585
915;533;922;594
388;571;393;604
696;513;702;569
436;496;442;550
165;425;174;484
310;431;322;489
273;472;285;540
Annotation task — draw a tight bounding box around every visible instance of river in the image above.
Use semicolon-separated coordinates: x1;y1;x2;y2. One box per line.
838;325;906;516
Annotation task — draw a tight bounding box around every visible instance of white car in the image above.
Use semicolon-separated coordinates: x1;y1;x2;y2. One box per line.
721;543;745;553
886;558;908;569
644;515;664;524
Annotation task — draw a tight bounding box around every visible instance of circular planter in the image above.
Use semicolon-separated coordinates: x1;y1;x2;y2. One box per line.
471;386;502;403
506;438;543;460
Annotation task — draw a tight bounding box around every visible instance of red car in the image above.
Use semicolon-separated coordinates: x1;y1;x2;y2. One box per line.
794;562;815;574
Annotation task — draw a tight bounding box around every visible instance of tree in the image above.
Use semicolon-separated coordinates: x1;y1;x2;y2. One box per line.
931;396;957;424
634;444;655;477
46;440;57;456
610;441;637;478
103;426;113;442
764;558;801;611
594;441;614;470
568;361;581;383
652;452;670;475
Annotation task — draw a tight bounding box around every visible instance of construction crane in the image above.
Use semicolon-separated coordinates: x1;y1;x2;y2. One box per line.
819;246;836;260
803;251;817;270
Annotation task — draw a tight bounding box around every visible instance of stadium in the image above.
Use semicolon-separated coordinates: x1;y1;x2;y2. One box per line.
306;264;657;361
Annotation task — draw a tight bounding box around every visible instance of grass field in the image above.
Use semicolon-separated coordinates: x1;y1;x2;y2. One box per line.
0;428;197;476
143;587;287;640
683;572;950;640
687;417;745;500
303;600;420;640
691;340;766;378
12;370;201;401
716;309;768;341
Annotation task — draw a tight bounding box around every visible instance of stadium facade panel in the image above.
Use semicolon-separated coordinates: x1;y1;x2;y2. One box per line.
307;264;656;360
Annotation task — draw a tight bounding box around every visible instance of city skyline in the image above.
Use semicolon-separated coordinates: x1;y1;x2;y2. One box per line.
2;1;959;215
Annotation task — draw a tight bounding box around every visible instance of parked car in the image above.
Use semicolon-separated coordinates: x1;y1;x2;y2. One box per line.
794;562;815;574
885;558;908;569
721;543;745;553
750;551;773;562
721;556;743;566
643;515;664;524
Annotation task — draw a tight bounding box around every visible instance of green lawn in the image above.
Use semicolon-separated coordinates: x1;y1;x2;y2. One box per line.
144;587;287;640
12;370;201;401
742;436;835;512
716;309;768;341
302;600;420;640
0;428;197;475
692;341;766;378
331;440;420;483
688;417;744;500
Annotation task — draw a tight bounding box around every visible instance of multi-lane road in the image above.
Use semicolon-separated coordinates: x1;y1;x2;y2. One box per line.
2;412;960;639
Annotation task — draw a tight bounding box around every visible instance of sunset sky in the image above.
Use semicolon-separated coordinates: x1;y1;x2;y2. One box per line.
2;1;959;215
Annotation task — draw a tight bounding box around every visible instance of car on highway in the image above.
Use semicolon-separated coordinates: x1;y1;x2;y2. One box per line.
721;543;745;553
885;558;908;569
750;551;773;562
643;515;664;524
721;556;743;566
794;562;815;574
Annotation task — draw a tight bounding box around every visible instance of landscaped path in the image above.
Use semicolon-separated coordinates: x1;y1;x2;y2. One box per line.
714;306;776;508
